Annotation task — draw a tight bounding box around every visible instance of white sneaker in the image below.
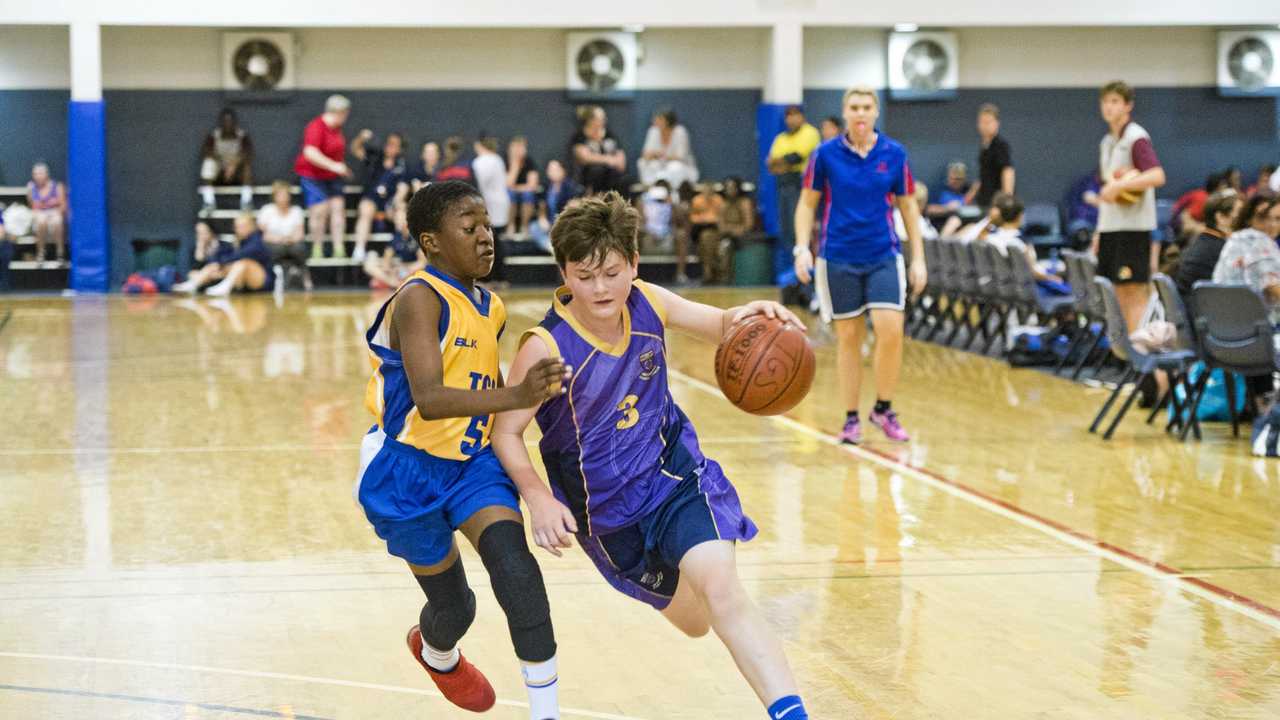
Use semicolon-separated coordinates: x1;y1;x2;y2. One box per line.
172;281;196;294
205;280;232;296
273;265;285;290
352;247;367;264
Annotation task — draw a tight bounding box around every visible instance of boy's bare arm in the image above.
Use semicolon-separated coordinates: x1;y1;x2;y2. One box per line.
394;284;566;420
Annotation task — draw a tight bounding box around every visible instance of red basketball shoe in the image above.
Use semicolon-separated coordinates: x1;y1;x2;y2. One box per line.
406;624;496;712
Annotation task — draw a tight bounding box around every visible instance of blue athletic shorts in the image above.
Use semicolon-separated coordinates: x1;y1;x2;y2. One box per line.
577;460;757;610
300;176;345;208
508;189;538;206
355;428;520;566
815;254;905;322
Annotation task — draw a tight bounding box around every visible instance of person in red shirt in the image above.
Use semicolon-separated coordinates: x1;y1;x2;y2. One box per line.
1171;172;1227;244
294;95;353;260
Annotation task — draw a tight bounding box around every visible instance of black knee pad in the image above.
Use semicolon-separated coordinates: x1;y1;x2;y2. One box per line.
414;559;476;650
477;520;556;662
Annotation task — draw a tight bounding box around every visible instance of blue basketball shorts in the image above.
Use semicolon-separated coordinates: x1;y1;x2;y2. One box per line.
355;427;520;566
814;253;906;322
299;176;345;208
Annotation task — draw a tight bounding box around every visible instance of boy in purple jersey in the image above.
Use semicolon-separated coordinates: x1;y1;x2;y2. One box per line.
491;193;813;720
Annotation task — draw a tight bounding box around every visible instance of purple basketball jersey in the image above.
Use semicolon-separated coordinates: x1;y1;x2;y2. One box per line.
527;282;707;535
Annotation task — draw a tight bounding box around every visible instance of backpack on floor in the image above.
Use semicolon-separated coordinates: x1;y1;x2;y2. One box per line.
1171;363;1247;423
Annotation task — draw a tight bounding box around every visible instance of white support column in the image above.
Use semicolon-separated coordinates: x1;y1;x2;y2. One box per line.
764;21;803;105
70;20;102;102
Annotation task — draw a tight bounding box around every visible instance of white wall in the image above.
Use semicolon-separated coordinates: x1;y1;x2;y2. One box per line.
804;26;1224;89
0;26;69;88
637;28;767;88
6;0;1279;29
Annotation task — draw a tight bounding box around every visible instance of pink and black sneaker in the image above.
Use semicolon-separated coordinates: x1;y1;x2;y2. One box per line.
869;408;910;442
838;415;862;444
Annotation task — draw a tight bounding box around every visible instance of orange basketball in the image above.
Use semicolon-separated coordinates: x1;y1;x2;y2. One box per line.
714;314;815;416
1112;167;1141;205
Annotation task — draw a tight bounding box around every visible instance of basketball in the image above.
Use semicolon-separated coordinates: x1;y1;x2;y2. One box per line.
714;314;815;415
1112;167;1142;204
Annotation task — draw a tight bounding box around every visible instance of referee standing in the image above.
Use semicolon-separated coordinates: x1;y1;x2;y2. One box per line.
793;86;927;444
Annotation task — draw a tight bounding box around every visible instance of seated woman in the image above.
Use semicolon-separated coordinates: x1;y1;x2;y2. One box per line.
257;180;311;292
637;109;698;189
1213;194;1280;318
173;214;273;295
363;202;425;290
173;222;235;293
1172;189;1241;298
27;162;67;262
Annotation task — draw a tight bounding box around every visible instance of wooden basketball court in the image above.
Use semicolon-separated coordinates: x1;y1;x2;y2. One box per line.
1;289;1278;719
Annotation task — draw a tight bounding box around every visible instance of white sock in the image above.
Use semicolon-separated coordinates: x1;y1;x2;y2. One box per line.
521;656;559;719
200;186;215;207
421;641;459;673
240;186;253;208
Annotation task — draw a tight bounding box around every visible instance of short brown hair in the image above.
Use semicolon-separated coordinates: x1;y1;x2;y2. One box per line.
1099;80;1134;104
550;191;638;269
978;103;999;119
270;180;291;197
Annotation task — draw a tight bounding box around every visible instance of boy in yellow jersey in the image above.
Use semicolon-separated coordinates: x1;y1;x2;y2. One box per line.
356;180;569;719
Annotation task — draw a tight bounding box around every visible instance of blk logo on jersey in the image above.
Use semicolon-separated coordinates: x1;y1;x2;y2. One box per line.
454;337;478;349
638;350;660;380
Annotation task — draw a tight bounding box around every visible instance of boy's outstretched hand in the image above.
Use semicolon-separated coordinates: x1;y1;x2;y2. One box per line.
514;358;572;407
728;300;807;332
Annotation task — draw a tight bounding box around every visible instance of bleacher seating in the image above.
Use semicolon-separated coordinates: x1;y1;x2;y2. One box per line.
1;185;70;290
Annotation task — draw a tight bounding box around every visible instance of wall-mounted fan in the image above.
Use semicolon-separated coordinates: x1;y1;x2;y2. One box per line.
1218;31;1280;97
566;32;637;100
222;32;296;97
887;31;958;101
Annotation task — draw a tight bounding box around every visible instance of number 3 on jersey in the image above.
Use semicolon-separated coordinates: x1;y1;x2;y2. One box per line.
460;371;495;455
616;394;640;430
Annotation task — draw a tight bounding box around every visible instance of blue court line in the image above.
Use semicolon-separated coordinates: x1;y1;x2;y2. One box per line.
0;683;333;720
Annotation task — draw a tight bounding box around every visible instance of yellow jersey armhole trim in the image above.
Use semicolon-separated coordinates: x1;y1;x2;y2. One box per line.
634;280;668;326
520;326;561;360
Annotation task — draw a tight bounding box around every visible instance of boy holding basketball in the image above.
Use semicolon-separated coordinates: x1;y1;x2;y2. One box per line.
490;192;812;720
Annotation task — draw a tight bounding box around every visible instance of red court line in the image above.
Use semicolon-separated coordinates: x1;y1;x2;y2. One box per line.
852;441;1280;622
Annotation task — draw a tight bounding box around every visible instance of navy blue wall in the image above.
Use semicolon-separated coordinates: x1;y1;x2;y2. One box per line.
804;87;1280;208
3;86;1278;286
0;90;70;185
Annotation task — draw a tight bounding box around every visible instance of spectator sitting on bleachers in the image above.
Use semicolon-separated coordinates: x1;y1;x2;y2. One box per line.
926;162;974;236
363;200;425;291
505;136;540;236
434;136;474;184
1247;164;1275;198
895;181;939;244
174;221;236;293
1224;166;1244;192
672;180;696;285
412;141;440;191
351;129;407;263
199;108;254;213
257;180;310;293
571;105;627;195
203;213;275;296
689;182;723;278
294;95;353;261
1171;189;1241;298
984;193;1068;293
639;180;675;255
638;109;698;189
1065;172;1101;249
528;159;580;253
820;116;841;142
27;162;67;262
0;210;10;291
709;177;755;285
1213;195;1280;321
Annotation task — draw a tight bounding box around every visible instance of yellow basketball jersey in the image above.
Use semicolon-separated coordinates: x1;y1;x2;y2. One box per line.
363;267;507;461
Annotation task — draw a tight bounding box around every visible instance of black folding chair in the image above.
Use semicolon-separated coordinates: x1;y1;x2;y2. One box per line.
1089;278;1196;440
1181;283;1280;441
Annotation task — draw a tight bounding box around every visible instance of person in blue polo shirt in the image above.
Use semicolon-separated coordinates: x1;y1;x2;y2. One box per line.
793;85;928;444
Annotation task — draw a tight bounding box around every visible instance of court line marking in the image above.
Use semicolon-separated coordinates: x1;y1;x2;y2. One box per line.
0;682;333;720
0;652;647;720
665;367;1280;633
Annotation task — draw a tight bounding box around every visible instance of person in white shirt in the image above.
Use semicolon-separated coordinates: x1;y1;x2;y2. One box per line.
894;182;939;244
471;137;511;282
637;110;698;188
257;180;311;292
984;193;1066;289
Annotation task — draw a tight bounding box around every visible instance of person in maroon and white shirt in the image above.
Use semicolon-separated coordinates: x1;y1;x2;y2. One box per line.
1092;80;1166;333
293;95;353;260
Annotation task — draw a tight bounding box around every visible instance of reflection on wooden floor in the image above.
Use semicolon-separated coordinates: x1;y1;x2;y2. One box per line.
1;290;1278;719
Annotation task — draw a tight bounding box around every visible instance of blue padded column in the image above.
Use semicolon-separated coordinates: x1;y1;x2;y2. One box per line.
68;100;109;292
